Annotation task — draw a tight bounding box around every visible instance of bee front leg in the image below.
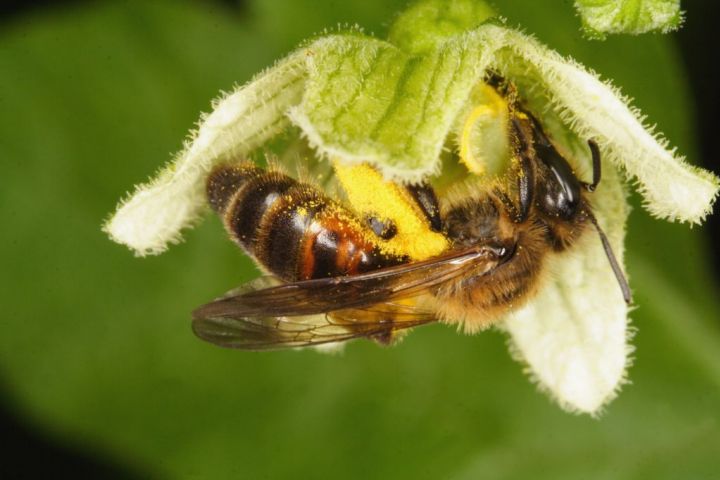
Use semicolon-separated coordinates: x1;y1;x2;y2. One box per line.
583;139;602;192
493;187;521;223
509;116;537;223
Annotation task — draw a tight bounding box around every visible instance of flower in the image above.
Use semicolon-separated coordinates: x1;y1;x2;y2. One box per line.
103;0;718;415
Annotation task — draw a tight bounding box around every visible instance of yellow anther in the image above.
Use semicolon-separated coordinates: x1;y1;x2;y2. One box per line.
460;104;496;174
459;84;510;175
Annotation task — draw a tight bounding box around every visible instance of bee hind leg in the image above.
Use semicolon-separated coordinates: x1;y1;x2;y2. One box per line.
405;183;443;232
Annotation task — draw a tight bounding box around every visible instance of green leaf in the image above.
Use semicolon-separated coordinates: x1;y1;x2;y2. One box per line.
575;0;684;38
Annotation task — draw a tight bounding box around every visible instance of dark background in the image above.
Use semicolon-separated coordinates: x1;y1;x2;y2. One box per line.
1;0;718;478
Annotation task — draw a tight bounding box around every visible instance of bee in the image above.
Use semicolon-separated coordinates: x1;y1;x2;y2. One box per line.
192;86;632;350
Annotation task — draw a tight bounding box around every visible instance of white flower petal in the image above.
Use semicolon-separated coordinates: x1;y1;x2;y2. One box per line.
104;52;307;255
502;241;631;414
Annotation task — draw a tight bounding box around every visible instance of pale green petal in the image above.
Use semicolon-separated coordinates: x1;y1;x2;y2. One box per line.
575;0;683;38
289;33;493;183
388;0;495;54
104;52;307;255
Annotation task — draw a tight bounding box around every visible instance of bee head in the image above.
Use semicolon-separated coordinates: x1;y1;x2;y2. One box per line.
525;112;584;222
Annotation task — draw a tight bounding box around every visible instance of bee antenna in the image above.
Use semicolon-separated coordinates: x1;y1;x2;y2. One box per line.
587;212;632;304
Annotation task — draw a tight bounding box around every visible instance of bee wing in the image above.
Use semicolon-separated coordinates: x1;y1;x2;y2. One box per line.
192;245;505;320
192;300;437;350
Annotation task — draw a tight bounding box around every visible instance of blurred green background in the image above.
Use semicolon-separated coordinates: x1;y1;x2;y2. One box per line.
1;0;719;478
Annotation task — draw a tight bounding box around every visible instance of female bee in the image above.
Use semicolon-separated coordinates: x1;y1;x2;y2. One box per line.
192;89;631;350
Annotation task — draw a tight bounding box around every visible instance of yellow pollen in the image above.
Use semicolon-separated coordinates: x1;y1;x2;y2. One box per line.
333;161;448;260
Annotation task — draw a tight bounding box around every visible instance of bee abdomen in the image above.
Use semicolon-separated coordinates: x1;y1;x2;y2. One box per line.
206;163;262;214
207;163;404;282
255;184;328;280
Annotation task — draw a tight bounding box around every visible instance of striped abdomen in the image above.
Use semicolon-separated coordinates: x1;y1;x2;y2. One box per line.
206;163;406;282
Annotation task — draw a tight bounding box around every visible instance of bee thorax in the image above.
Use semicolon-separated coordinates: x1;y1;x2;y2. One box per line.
444;195;514;248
